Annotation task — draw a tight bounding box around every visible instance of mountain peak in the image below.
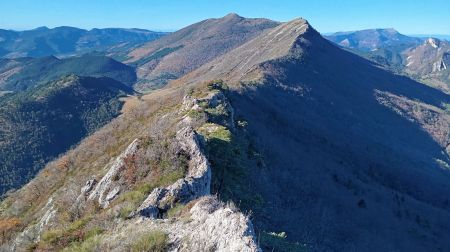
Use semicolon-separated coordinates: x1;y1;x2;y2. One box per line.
32;26;49;31
425;37;441;48
379;28;399;33
223;13;243;19
174;17;317;85
284;17;310;29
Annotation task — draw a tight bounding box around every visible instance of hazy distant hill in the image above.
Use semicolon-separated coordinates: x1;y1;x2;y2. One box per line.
325;28;423;51
326;29;450;91
0;26;167;58
0;55;137;91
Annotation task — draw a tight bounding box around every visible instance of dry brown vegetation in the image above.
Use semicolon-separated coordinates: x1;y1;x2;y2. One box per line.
0;217;21;242
0;85;187;245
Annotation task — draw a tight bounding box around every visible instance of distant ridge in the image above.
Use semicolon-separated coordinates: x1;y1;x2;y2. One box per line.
0;26;167;58
325;28;423;51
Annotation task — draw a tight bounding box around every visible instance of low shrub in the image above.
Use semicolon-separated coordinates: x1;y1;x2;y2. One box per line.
259;231;306;252
62;235;102;252
131;230;168;252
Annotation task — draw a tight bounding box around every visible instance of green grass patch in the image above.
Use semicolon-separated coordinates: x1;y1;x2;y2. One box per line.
205;104;228;117
198;123;231;142
166;203;186;219
206;80;228;91
131;230;168;252
186;109;204;119
62;235;102;252
39;216;101;249
260;231;306;252
116;168;185;219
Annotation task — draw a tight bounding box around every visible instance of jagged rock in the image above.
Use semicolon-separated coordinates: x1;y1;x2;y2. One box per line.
181;95;198;112
137;127;210;217
182;90;235;129
205;91;235;129
175;196;261;252
88;139;140;208
80;178;97;195
11;197;57;251
105;186;120;202
106;197;261;252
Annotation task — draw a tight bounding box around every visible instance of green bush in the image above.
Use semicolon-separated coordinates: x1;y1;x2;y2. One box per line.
62;235;102;252
166;204;186;218
260;231;306;252
199;123;231;142
131;230;168;252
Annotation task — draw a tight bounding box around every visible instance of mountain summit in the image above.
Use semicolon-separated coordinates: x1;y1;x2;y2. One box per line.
126;13;279;91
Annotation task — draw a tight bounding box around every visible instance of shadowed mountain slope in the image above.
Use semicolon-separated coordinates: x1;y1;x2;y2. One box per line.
177;18;450;251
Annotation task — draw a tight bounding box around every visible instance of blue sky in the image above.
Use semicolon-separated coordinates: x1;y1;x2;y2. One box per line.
0;0;449;34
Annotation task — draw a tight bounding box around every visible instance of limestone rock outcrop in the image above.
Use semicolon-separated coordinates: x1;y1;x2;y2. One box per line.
88;139;140;208
136;126;211;218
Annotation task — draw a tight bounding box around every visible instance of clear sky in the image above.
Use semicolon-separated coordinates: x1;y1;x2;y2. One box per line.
0;0;449;34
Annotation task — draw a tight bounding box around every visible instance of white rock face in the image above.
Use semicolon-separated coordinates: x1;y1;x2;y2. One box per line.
427;38;439;48
106;197;260;252
81;179;97;195
432;59;447;72
88;139;140;208
10;197;57;251
136;126;211;217
174;196;261;252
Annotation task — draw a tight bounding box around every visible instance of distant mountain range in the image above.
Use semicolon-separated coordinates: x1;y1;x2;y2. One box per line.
326;29;450;92
408;34;450;41
0;26;167;58
0;55;137;91
325;28;423;51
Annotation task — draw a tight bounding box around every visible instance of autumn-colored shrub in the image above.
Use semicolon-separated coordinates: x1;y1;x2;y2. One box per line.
0;218;22;242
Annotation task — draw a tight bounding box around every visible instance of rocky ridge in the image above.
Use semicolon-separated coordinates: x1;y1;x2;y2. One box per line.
3;85;260;251
94;88;259;250
404;38;450;75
